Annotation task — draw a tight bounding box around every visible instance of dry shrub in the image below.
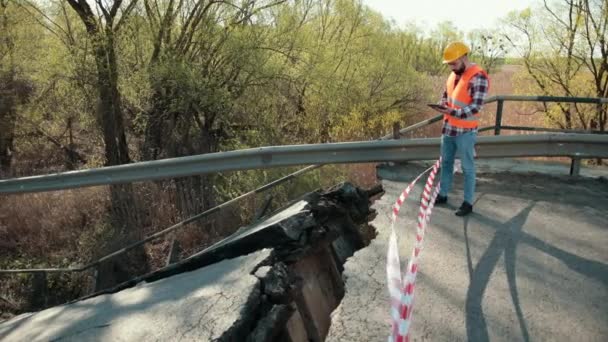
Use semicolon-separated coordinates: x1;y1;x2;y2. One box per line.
0;187;108;261
342;163;378;189
0;187;109;317
134;180;256;266
133;182;180;235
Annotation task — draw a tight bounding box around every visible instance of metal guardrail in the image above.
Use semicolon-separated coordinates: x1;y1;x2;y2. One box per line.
485;95;608;104
1;134;607;195
3;95;605;195
480;125;608;135
485;95;608;136
379;114;443;140
389;95;608;138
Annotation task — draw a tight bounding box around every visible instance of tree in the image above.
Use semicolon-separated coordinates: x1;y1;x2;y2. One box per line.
61;0;148;289
131;0;288;239
467;29;508;74
0;1;35;177
504;0;606;132
253;0;433;143
578;0;608;132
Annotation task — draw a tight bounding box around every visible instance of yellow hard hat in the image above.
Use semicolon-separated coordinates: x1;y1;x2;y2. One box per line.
442;42;470;64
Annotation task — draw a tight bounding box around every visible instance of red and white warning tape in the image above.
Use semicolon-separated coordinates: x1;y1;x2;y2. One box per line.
386;159;441;342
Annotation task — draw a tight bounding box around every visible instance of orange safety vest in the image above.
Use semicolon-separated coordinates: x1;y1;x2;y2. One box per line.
445;64;488;129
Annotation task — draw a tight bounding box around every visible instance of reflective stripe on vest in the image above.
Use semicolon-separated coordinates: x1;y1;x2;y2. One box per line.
444;64;488;129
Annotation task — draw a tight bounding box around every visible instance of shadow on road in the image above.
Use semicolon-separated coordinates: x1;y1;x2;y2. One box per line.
463;202;534;342
463;198;608;342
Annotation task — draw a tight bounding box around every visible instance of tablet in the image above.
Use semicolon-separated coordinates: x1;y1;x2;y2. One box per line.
428;104;448;111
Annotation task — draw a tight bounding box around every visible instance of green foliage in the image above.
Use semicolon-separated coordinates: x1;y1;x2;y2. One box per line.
151;59;232;124
235;0;437;146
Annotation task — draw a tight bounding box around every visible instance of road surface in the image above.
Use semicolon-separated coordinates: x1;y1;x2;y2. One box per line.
328;162;608;341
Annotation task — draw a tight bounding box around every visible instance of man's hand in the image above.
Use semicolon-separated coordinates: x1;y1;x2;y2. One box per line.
436;107;452;115
428;104;452;115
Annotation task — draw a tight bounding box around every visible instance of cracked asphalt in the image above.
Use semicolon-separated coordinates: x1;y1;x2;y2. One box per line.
327;164;608;341
0;249;271;341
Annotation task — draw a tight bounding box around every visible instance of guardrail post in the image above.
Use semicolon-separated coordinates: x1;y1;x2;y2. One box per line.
165;238;182;266
570;158;581;176
494;100;504;135
29;272;48;310
89;267;99;295
392;122;401;139
254;195;273;221
93;265;104;292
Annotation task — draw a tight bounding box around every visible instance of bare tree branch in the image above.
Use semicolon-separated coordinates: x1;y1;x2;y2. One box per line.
66;0;98;33
115;0;138;32
96;0;112;24
20;0;72;44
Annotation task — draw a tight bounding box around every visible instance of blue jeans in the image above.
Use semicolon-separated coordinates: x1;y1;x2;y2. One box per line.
439;132;477;204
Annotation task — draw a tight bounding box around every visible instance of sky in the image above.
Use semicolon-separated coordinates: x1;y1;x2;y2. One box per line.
362;0;538;34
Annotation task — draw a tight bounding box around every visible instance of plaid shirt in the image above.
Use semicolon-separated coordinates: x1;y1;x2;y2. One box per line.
439;69;489;136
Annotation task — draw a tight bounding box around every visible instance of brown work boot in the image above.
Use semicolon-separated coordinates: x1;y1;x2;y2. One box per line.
455;201;473;216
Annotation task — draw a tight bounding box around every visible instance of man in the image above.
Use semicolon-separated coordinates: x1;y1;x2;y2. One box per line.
430;42;489;216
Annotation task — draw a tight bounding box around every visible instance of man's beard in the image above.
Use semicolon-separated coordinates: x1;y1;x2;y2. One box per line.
454;63;466;75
